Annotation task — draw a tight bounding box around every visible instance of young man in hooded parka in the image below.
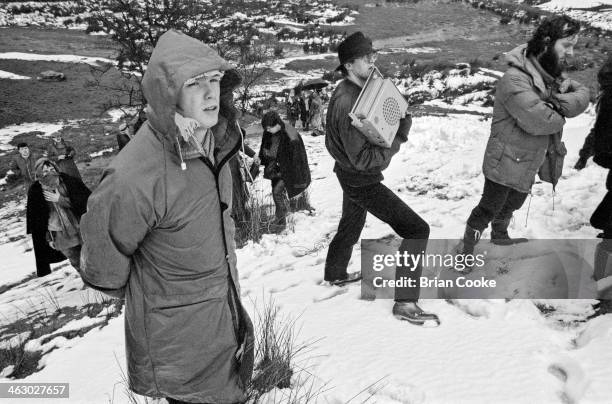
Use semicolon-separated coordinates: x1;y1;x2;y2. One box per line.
458;16;590;259
79;30;254;404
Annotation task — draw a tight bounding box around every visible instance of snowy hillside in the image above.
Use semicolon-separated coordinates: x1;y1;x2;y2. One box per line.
538;0;612;31
1;1;612;402
1;103;612;403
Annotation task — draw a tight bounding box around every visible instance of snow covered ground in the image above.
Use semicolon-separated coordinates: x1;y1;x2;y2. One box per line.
0;69;30;80
1;103;611;403
0;52;113;67
539;0;612;31
0;121;68;155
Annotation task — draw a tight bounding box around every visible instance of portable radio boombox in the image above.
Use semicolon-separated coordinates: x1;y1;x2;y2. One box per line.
349;67;409;148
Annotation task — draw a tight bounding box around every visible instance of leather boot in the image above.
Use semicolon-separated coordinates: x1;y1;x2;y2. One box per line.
392;302;440;327
491;217;528;246
454;225;482;274
461;224;482;255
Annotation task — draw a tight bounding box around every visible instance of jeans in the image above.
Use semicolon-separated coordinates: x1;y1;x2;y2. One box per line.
324;177;430;302
271;178;289;223
59;245;81;271
467;178;528;232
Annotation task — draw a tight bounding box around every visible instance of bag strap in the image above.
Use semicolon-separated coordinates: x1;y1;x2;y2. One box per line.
235;121;255;183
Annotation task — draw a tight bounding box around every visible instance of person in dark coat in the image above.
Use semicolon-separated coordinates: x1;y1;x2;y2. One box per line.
46;133;82;180
324;32;438;326
459;16;589;257
213;69;260;227
589;56;612;237
286;89;300;127
26;158;91;277
298;90;310;130
309;89;325;136
115;109;148;151
7;142;36;190
589;57;612;316
258;111;311;230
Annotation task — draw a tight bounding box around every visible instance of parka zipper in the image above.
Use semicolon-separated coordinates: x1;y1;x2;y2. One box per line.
198;138;243;344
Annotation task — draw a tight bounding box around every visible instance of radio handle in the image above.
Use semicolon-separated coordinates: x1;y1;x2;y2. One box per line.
349;112;364;128
350;66;383;118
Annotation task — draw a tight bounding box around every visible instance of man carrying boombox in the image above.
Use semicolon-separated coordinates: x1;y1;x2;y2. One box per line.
324;31;439;326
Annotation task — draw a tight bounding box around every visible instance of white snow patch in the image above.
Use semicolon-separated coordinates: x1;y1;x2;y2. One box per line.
0;52;114;66
89;147;114;158
0;121;73;155
378;47;441;55
0;69;30;79
539;0;612;31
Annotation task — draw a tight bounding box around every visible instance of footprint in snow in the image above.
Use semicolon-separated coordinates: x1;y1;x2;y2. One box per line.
261;263;294;275
367;380;425;404
548;355;589;404
312;286;348;303
268;282;300;294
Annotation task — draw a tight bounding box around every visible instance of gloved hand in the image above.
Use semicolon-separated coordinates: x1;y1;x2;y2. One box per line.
574;156;588;170
545;95;564;116
396;114;413;142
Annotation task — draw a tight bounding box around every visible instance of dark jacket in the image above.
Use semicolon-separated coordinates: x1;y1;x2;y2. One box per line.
298;96;309;120
8;154;36;186
79;30;253;403
26;173;91;277
214;116;257;219
482;44;589;193
325;79;409;186
259;122;311;198
286;97;300;121
46;139;82;180
593;90;612;169
578;127;596;160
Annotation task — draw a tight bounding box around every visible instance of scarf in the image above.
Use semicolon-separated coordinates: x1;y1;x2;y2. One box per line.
174;112;216;162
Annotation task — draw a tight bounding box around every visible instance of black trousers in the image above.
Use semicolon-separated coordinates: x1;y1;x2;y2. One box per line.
324;177;430;302
591;171;612;235
467;178;529;232
271;178;289;222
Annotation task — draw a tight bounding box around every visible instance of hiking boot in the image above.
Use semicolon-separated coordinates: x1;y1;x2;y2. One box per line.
491;217;528;246
455;224;481;255
453;225;482;274
392;302;440;327
329;271;362;286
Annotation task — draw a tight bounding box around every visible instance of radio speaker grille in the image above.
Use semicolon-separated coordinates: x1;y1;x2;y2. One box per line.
382;97;402;126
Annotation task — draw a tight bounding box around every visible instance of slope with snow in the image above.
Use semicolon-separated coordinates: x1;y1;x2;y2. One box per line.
539;0;612;31
0;106;611;403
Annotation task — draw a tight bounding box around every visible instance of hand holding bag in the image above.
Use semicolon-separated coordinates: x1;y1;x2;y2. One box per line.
538;134;567;190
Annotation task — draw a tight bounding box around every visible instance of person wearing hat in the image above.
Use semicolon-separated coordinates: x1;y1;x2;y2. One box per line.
45;133;82;180
26;158;90;277
8;142;36;190
324;31;439;326
79;30;254;404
